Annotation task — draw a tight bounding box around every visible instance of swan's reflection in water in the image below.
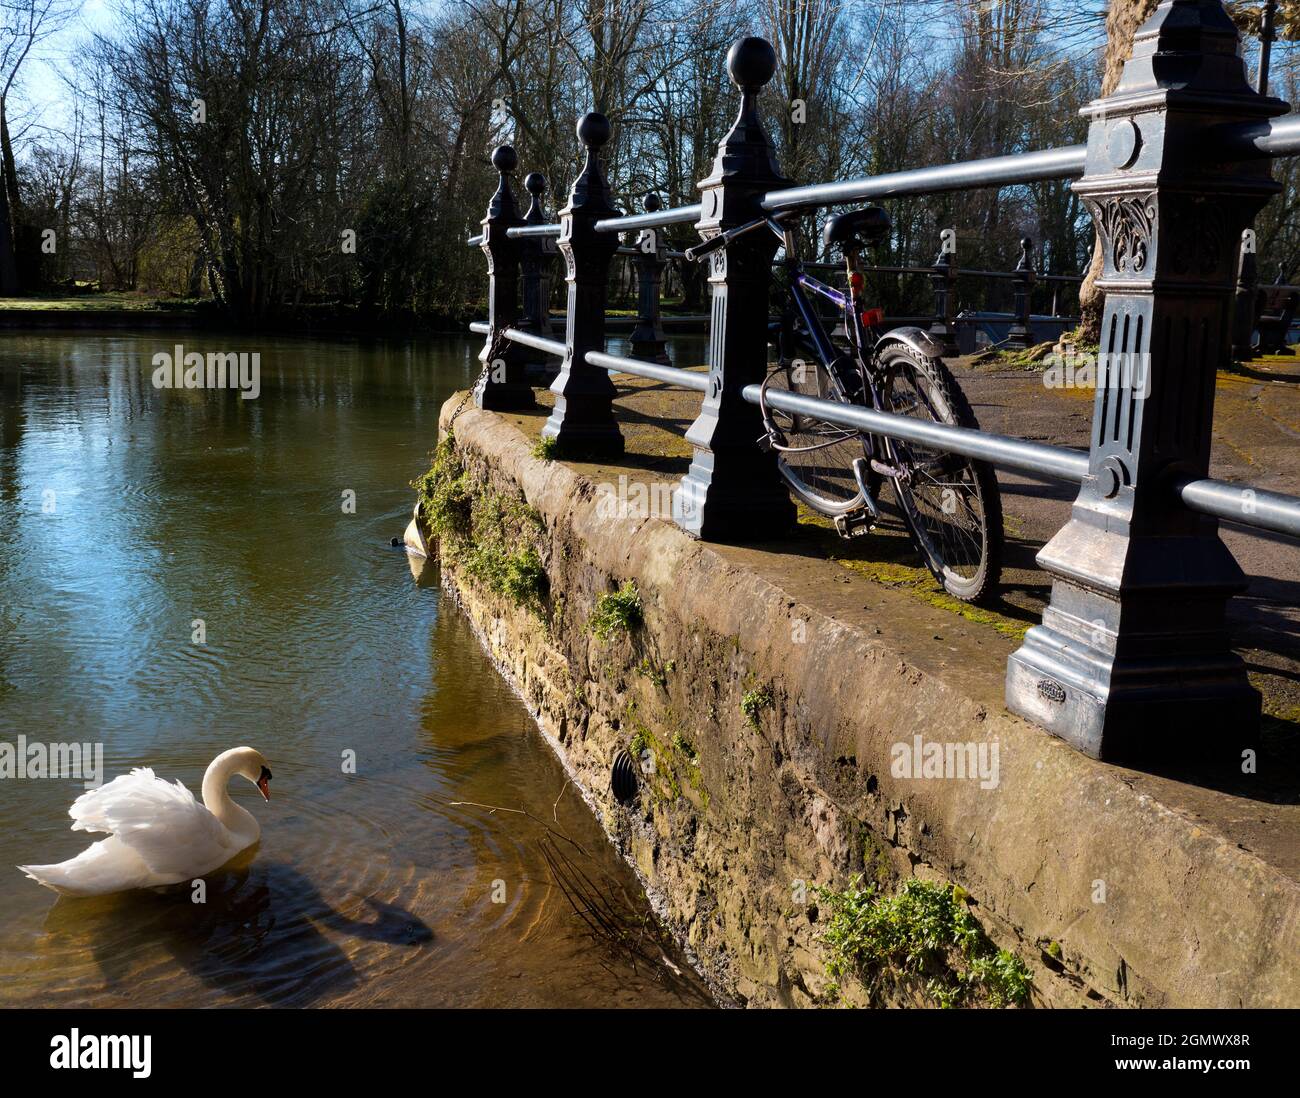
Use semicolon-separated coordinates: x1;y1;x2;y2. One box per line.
40;856;433;1007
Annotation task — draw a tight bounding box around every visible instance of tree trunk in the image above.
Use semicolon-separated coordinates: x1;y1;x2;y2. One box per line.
0;100;20;294
1077;0;1161;342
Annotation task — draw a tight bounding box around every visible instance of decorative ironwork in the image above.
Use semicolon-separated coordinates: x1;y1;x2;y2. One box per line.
1091;194;1157;277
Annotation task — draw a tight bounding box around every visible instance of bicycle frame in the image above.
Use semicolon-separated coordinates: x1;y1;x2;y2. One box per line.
785;267;847;370
766;222;917;487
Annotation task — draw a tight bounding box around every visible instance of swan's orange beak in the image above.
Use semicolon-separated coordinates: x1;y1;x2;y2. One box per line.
257;766;272;802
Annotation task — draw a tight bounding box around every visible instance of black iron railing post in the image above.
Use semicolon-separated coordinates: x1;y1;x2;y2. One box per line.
1005;0;1286;764
475;145;534;410
1271;274;1298;354
629;193;671;365
1231;229;1259;361
929;228;959;356
542;113;623;455
519;171;559;382
673;38;796;539
1005;237;1035;350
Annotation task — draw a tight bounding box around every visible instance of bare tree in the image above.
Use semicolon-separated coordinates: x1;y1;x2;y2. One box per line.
1075;0;1159;340
0;0;81;292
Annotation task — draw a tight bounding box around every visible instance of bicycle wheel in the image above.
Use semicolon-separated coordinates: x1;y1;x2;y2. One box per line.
762;355;869;516
877;343;1002;603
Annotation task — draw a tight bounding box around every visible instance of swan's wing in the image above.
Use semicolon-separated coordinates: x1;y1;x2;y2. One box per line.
66;768;232;878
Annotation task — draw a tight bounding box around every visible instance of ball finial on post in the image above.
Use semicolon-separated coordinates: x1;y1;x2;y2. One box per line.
542;108;622;455
727;37;777;90
491;145;517;175
576;112;611;149
478;143;530;410
643;192;662;213
522;172;550;227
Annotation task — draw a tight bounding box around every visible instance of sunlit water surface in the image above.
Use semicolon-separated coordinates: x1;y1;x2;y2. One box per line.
0;331;707;1007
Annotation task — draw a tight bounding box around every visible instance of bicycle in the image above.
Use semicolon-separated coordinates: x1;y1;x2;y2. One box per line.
685;206;1003;603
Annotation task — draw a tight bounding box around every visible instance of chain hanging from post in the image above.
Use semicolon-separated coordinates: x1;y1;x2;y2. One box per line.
541;113;624;456
928;227;959;356
453;325;512;430
629;193;672;366
1004;237;1036;350
519;172;560;384
1005;0;1287;766
476;145;535;411
672;37;796;541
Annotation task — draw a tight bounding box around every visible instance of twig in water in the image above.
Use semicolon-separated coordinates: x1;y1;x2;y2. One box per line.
552;779;573;824
448;799;589;858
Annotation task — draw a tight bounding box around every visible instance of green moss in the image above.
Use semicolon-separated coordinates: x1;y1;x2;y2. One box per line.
532;435;560;461
412;435;548;616
814;877;1033;1008
858;825;893;889
833;556;1029;640
685;765;709;807
463;543;548;611
741;686;774;729
411;434;473;545
792;493;1029;639
589;581;644;640
623;704;704;806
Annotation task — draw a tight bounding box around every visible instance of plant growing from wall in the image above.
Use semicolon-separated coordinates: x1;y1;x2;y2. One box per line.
814;876;1032;1008
412;434;549;615
740;686;774;729
464;543;548;612
411;433;473;546
589;581;643;639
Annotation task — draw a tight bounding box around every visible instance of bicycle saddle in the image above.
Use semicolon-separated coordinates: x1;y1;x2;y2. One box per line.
823;206;891;251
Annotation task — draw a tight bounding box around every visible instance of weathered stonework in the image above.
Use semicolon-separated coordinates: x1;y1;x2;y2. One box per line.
432;397;1300;1009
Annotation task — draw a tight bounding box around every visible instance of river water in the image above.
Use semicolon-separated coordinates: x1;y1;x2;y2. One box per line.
0;330;707;1008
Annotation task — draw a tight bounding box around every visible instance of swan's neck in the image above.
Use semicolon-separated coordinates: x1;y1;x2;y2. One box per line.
202;751;260;840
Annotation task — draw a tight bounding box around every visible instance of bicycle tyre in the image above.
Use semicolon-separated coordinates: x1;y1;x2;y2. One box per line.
762;355;872;516
877;343;1003;603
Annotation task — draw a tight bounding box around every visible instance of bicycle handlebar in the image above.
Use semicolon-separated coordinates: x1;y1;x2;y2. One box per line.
684;232;732;263
684;212;792;263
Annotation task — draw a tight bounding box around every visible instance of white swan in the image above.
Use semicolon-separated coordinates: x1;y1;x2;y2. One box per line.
18;747;273;897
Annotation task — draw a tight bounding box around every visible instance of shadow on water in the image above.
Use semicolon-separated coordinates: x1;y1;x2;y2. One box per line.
40;856;434;1007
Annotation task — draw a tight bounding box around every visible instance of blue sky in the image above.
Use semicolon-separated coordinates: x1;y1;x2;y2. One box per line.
15;0;117;136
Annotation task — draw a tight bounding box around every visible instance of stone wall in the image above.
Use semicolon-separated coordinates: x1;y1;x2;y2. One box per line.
429;398;1300;1009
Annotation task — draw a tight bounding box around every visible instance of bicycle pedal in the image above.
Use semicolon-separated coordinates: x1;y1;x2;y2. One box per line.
834;510;875;538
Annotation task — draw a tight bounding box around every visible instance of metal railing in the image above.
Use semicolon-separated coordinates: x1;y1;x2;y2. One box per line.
462;3;1300;767
476;223;1082;353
